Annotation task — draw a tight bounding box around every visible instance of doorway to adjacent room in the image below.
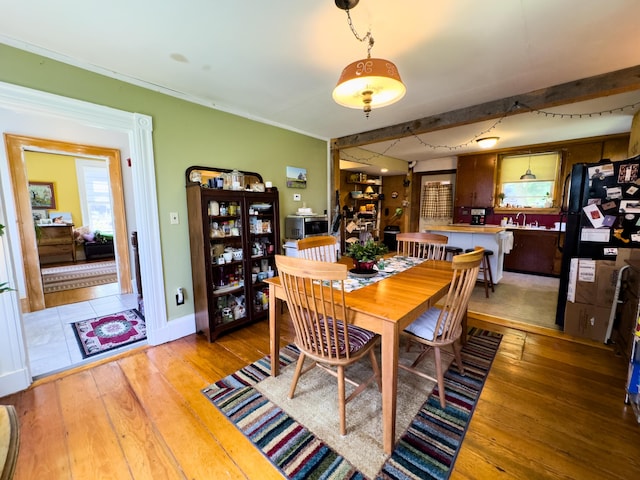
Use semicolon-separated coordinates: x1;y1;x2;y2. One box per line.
4;134;138;378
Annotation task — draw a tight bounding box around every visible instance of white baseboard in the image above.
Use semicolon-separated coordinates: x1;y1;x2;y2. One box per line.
147;313;196;346
0;368;31;398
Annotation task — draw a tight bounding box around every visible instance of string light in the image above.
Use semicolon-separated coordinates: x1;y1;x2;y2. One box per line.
518;100;640;118
340;98;640;163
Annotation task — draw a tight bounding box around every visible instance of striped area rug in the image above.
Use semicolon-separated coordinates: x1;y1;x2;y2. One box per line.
202;328;502;480
41;260;117;293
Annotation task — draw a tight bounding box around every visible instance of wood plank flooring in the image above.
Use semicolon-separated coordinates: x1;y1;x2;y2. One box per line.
2;314;639;479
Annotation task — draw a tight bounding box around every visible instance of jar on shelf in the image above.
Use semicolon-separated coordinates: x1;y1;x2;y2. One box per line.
209;200;219;216
230;169;244;191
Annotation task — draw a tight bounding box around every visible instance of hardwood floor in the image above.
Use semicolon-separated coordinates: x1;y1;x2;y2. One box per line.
2;313;638;479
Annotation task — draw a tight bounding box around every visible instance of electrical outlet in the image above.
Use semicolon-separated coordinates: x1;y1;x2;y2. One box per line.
170;212;179;224
293;194;301;201
176;287;184;305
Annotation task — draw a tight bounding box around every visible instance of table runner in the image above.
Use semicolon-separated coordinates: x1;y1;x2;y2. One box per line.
336;255;426;292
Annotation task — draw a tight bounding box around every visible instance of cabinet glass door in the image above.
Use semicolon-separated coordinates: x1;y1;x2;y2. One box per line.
208;196;246;326
247;198;277;316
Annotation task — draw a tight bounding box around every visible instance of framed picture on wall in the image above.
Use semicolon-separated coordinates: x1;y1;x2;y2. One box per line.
28;181;56;209
286;166;307;189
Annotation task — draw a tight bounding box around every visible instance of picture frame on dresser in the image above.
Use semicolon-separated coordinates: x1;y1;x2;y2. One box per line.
49;211;73;224
32;209;48;222
28;181;56;209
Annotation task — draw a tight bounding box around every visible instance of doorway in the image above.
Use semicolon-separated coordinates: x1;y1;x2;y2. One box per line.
5;134;132;312
0;82;166;394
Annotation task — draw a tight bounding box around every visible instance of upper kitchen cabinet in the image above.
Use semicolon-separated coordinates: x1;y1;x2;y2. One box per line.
455;153;497;208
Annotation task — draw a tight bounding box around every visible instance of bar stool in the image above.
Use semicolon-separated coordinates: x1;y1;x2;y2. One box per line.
445;246;463;261
465;248;494;297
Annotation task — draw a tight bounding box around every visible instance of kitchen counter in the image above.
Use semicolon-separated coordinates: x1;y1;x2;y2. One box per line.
423;224;512;284
427;223;562;232
426;224;506;234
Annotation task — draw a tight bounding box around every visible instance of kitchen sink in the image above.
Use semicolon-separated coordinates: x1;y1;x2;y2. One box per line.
506;225;551;230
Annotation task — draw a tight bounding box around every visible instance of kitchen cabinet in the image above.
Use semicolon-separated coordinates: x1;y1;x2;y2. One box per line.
186;184;280;341
455;153;497;207
504;229;561;276
38;224;76;264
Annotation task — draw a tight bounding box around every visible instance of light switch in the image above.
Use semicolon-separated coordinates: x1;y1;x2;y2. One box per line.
293;194;301;201
170;212;179;224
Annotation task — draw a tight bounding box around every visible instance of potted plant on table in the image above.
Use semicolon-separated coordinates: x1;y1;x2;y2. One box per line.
344;239;388;272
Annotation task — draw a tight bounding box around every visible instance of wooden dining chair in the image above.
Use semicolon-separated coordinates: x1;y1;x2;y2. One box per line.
399;246;484;408
396;232;448;260
297;235;338;262
275;255;381;435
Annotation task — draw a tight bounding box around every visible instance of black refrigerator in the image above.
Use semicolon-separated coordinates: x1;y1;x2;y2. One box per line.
556;154;640;326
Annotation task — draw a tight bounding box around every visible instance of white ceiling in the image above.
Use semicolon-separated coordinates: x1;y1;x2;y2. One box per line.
1;0;639;169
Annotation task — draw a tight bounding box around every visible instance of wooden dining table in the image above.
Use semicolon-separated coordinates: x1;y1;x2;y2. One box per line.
265;257;455;455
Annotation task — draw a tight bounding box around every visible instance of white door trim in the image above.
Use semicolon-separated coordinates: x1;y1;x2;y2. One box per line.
0;81;166;395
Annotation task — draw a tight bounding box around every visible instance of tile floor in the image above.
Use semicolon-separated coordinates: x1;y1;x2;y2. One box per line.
23;292;142;379
468;270;560;329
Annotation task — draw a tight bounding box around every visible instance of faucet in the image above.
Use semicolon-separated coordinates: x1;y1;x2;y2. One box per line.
515;212;526;227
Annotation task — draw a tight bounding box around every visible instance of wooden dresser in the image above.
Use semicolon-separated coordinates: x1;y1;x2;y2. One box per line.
38;224;76;263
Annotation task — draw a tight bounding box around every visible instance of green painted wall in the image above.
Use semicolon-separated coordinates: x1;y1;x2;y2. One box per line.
0;44;328;322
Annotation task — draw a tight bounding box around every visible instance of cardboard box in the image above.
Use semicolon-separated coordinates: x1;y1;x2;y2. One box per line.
572;260;619;307
619;250;640;296
564;301;610;342
616;294;638;361
614;248;640;268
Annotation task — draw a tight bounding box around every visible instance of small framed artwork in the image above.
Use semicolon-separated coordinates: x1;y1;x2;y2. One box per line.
286;166;307;189
49;212;73;224
32;209;48;222
28;181;56;209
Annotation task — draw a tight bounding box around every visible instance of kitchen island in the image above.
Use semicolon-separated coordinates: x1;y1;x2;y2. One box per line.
423;224;510;284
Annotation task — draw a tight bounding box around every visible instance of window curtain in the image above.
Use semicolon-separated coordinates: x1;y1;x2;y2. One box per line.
421;182;453;219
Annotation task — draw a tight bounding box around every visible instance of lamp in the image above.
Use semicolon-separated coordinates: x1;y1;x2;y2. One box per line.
333;0;406;117
476;137;499;149
364;186;374;194
520;156;536;180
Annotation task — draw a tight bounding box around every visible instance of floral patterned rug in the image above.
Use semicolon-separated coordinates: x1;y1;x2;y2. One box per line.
71;309;146;358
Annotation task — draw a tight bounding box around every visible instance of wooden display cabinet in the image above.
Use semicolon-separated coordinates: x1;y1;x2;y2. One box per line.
186;182;280;341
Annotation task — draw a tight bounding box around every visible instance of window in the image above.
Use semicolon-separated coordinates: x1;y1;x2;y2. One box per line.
76;158;113;234
498;152;560;209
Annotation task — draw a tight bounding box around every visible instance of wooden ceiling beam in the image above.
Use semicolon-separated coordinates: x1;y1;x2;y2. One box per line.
332;64;640;149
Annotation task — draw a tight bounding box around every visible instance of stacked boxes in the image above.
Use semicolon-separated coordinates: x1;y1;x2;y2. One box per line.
564;258;620;342
565;250;640;346
613;251;640;361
